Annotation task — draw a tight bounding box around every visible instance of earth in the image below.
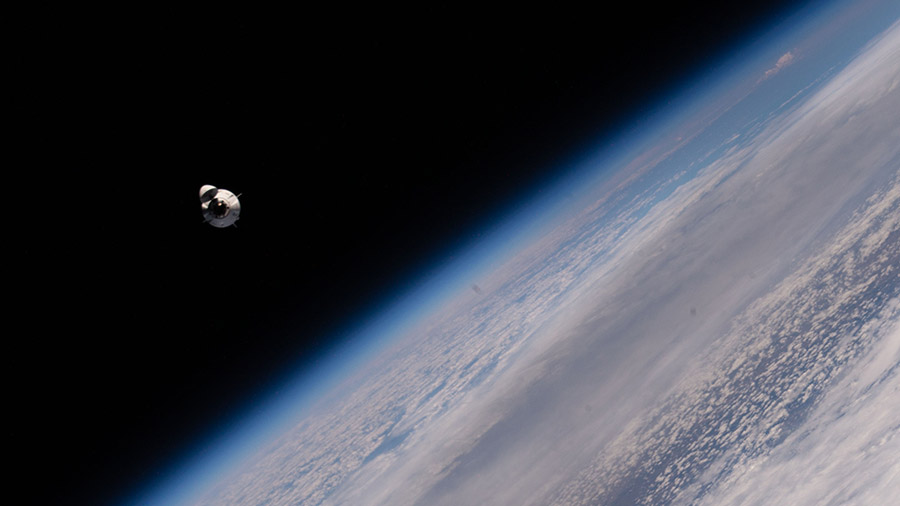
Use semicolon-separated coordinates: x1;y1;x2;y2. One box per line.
141;2;899;504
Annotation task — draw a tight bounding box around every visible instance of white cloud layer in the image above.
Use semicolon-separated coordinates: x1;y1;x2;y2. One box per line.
697;306;900;505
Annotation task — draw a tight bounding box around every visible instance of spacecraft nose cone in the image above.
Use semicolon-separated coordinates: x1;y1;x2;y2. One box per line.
200;185;218;203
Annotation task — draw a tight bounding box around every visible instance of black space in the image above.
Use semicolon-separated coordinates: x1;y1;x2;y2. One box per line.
11;2;807;504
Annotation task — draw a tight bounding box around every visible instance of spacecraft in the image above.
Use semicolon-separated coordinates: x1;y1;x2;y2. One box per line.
200;185;241;228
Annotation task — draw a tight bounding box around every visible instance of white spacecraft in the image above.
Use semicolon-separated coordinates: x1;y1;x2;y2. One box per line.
200;185;241;228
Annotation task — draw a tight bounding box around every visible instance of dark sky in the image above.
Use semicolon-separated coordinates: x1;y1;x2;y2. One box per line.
11;2;807;504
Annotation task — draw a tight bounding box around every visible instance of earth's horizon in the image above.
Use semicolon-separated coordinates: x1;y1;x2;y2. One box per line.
135;1;900;504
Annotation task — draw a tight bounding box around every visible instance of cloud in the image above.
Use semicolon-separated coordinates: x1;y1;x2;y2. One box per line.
697;306;900;506
761;51;796;80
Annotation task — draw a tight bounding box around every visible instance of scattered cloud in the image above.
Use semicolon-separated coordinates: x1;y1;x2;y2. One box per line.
761;51;796;81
